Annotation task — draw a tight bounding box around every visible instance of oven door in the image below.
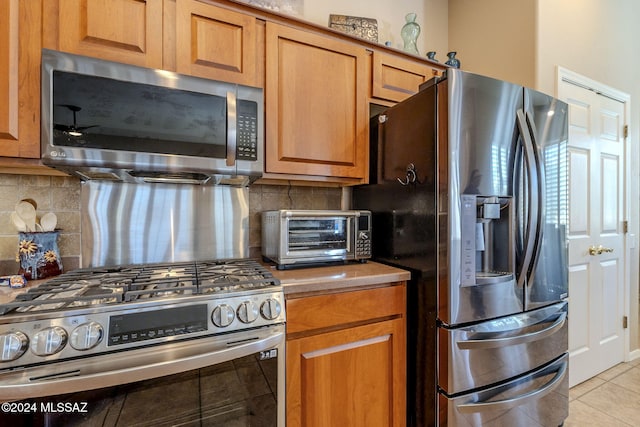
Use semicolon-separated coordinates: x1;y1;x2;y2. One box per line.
0;325;284;427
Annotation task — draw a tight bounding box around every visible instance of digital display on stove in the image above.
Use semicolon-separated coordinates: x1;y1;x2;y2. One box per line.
108;304;208;346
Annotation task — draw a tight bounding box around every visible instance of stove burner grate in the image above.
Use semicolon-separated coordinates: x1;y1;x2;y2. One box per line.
0;259;279;315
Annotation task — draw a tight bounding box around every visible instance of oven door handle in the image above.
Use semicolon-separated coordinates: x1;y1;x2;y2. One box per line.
0;327;284;402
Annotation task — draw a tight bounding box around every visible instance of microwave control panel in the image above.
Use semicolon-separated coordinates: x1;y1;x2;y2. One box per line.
237;100;258;161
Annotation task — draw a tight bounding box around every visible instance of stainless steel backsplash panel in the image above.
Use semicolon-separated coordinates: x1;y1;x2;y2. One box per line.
81;181;248;267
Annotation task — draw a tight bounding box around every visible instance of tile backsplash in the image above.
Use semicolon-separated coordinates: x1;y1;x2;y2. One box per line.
0;174;342;275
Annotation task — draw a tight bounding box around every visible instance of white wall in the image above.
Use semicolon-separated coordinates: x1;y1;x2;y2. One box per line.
300;0;449;63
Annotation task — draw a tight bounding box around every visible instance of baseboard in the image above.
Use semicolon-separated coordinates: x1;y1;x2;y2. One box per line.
628;349;640;362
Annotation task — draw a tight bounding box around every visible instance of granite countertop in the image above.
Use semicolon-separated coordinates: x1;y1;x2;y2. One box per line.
266;261;411;297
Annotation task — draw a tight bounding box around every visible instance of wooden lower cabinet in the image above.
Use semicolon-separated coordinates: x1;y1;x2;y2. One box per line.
286;285;406;427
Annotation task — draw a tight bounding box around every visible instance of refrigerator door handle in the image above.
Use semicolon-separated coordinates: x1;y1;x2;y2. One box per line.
515;109;539;288
456;359;568;413
456;311;566;350
524;111;546;272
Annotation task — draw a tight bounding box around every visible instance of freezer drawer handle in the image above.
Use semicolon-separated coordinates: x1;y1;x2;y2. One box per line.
457;359;567;413
456;312;566;350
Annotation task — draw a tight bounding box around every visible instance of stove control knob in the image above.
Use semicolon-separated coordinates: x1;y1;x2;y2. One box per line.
237;301;259;324
212;304;235;327
30;326;68;356
260;298;282;320
70;322;104;351
0;331;29;362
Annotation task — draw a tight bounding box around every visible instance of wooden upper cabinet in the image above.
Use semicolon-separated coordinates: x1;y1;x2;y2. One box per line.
176;0;258;86
265;22;368;182
371;51;440;103
0;0;41;159
56;0;163;68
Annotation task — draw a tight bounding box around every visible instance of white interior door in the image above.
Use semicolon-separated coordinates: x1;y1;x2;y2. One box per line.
557;69;628;387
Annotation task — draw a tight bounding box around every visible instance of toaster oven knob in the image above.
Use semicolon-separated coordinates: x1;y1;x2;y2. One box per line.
0;331;28;362
237;301;259;324
260;298;282;320
212;304;235;327
30;326;68;356
70;322;104;350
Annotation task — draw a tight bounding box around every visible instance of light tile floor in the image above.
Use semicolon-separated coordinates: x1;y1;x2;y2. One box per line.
566;358;640;426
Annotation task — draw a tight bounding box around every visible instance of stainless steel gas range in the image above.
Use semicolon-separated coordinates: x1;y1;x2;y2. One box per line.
0;258;285;426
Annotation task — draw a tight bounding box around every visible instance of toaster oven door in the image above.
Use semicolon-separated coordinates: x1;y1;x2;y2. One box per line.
285;216;351;261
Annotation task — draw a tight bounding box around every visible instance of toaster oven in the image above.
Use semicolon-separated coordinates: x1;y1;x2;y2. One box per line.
261;210;372;269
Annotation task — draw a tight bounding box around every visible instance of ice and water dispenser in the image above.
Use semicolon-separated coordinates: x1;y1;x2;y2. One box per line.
460;194;514;286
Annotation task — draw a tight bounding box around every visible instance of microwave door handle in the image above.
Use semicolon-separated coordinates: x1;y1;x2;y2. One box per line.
226;91;237;166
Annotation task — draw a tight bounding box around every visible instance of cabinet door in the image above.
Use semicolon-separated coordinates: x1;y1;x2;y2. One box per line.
57;0;163;68
265;23;368;181
0;0;41;158
287;318;406;427
372;51;438;103
175;0;258;86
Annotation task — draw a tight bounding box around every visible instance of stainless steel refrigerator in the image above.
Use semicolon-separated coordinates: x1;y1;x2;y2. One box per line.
353;69;569;426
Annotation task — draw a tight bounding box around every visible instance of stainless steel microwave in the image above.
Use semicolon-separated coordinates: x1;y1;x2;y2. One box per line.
40;49;264;185
261;210;372;269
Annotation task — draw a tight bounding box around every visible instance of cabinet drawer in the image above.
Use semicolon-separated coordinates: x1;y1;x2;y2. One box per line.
286;284;405;334
372;51;438;103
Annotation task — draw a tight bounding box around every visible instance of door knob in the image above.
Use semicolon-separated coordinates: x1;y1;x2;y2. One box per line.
588;245;614;256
